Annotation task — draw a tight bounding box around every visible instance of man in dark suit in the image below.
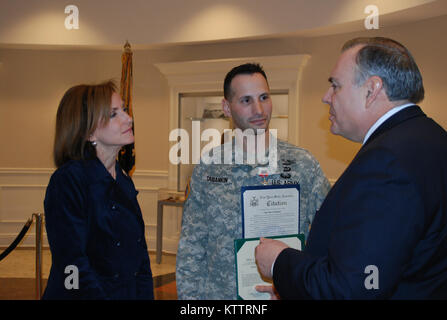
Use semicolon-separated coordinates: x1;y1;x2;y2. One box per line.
255;37;447;299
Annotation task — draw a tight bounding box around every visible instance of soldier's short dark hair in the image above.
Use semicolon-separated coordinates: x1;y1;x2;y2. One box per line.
223;63;268;100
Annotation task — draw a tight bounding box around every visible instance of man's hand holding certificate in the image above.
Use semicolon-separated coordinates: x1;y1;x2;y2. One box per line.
255;237;289;278
234;235;303;300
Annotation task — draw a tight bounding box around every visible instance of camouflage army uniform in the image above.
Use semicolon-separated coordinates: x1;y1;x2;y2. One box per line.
176;139;330;300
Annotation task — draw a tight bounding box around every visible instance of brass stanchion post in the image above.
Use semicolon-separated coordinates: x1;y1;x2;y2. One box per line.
33;213;43;300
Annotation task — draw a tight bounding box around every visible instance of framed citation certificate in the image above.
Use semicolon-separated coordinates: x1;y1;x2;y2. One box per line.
241;184;300;238
234;234;304;300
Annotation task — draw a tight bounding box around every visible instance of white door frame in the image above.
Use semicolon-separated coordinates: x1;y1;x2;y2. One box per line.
155;54;310;190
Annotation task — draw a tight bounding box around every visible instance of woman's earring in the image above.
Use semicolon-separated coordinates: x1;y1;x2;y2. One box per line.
91;141;97;147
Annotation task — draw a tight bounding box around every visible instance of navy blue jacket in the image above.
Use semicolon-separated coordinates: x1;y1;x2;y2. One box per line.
43;158;154;300
274;106;447;299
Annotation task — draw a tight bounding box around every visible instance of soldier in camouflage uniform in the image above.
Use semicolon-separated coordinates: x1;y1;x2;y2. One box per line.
176;63;330;300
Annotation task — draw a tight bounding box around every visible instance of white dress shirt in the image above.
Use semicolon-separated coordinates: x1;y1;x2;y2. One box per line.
362;103;414;145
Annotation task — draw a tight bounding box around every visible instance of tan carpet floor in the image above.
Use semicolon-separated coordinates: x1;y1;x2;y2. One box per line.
0;248;177;300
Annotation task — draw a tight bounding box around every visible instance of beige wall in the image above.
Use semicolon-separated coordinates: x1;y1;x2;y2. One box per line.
1;15;446;177
300;14;447;179
1;14;446;250
0;50;121;168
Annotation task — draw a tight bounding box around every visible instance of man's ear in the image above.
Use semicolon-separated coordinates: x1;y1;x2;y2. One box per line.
222;98;232;118
365;76;383;108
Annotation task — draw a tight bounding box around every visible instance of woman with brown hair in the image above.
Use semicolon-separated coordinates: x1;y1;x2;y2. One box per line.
43;81;154;299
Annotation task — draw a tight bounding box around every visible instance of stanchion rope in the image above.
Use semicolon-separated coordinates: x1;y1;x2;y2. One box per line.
0;217;33;261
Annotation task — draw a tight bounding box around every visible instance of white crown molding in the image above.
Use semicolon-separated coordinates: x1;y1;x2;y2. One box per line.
155;54;310;87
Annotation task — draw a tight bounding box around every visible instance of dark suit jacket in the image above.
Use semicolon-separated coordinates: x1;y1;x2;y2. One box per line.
274;106;447;299
43;158;154;300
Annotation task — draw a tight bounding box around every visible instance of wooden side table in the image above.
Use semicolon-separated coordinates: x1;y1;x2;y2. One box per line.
156;198;185;264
